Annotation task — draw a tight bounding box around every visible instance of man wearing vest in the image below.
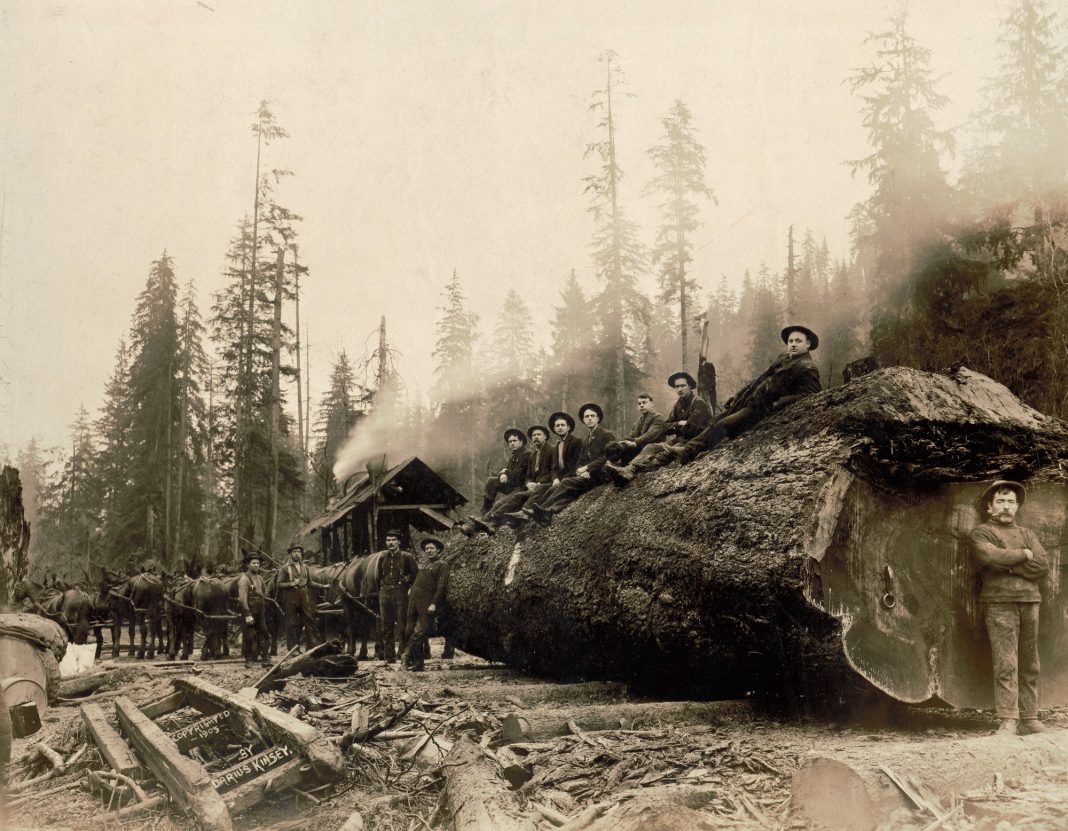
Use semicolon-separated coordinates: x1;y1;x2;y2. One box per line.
504;412;583;527
472;424;555;533
276;544;320;650
605;391;666;467
401;536;450;671
530;402;616;523
237;553;271;668
375;529;420;662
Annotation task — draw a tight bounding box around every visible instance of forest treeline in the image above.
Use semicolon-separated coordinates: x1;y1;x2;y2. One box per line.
5;3;1068;587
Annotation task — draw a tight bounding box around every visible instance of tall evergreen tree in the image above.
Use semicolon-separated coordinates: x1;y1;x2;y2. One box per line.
746;264;783;375
646;99;716;371
94;339;134;553
584;51;648;433
547;270;595;411
311;351;364;508
489;289;538;430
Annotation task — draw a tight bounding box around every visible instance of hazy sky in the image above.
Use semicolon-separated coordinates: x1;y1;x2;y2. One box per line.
0;0;1008;453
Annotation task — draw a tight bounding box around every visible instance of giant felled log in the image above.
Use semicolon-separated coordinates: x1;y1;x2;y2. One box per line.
445;367;1068;707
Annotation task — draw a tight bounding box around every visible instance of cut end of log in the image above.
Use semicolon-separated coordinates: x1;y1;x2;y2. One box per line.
790;757;878;831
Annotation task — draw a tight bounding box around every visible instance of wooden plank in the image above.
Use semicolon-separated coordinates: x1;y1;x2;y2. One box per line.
80;702;142;778
170;709;237;753
114;696;233;831
141;690;187;719
174;677;344;780
222;758;307;816
212;744;294;793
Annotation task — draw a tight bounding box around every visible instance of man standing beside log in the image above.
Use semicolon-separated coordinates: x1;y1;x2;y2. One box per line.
605;392;666;468
375;530;419;662
237;553;270;668
402;536;449;671
276;544;320;651
970;480;1050;735
605;371;711;483
481;429;531;514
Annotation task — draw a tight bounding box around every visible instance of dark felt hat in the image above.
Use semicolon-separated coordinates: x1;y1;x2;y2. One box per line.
420;536;445;551
781;324;820;350
668;371;697;389
980;480;1026;508
578;402;604;422
527;424;550;440
287;543;305;554
503;428;527;445
548;411;575;431
242;552;263;566
384;529;403;540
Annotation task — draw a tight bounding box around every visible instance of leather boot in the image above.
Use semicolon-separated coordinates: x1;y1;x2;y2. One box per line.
1019;718;1047;735
995;718;1018;735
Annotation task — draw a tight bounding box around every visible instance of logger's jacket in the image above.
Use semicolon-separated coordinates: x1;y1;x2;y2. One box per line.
626;410;666;448
499;447;532;489
237;572;266;613
277;561;310;590
577;425;616;480
525;441;555;485
408;559;449;609
970;521;1050;603
551;433;583;479
664;392;712;441
727;351;821;417
375;549;419;590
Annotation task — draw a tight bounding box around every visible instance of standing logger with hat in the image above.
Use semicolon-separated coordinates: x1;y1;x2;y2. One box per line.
481;428;533;513
237;553;271;668
401;536;450;671
374;529;419;662
605;369;712;483
276;543;321;650
970;480;1051;735
528;403;615;523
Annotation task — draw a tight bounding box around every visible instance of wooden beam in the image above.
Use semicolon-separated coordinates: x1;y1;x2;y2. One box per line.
114;696;232;831
80;702;142;778
222;758;307;816
170;709;238;753
140;690;186;719
212;744;295;793
173;677;344;780
377;504;449;510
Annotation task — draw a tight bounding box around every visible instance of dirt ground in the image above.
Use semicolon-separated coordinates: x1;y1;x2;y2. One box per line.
5;639;1068;831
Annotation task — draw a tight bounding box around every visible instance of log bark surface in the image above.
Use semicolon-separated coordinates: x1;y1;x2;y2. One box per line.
445;367;1068;706
444;736;537;831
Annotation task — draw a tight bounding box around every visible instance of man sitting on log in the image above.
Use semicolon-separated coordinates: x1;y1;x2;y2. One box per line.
604;370;712;484
504;412;582;527
401;536;449;672
970;480;1050;736
604;391;666;468
481;428;531;514
467;424;555;534
527;403;615;524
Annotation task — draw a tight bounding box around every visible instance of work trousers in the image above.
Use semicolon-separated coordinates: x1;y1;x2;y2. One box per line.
540;474;598;512
604;441;641;466
281;587;319;650
483;475;518;512
402;601;433;670
625;436;685;474
985;601;1041;720
379;585;409;660
240;599;269;661
683;407;759;456
486;483;549;520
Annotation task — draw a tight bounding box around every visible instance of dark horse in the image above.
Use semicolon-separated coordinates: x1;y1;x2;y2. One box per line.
14;578;98;651
191;576;229;660
125;572;164;659
337;553;383;660
165;574;197;660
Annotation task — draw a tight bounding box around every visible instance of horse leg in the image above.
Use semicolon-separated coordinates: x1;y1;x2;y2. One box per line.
135;612;146;659
94;625;104;660
146;612;157;660
111;614;122;658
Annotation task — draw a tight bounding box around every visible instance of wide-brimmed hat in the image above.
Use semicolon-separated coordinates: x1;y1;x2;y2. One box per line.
287;543;305;554
668;371;697;389
578;402;604;422
527;424;550;440
980;480;1026;508
781;324;819;351
242;552;263;566
548;411;575;431
421;536;445;552
503;428;527;445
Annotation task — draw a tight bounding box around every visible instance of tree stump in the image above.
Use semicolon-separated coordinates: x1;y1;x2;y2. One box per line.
445;367;1068;708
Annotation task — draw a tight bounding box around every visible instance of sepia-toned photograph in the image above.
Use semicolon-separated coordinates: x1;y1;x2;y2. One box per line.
2;1;1068;829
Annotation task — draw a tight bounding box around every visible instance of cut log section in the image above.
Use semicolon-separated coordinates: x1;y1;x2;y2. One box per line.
445;367;1068;707
81;702;142;778
444;736;537;831
499;700;753;744
114;695;233;831
790;729;1068;830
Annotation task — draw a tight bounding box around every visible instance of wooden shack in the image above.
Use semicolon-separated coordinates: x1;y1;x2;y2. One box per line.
299;456;467;562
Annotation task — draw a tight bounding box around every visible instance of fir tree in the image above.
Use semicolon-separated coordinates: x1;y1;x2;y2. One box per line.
488;289;538;431
646;99;716;371
547;270;595;411
311;351;365;507
746;264;783;375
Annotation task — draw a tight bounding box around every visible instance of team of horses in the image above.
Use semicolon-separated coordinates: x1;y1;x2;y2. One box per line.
13;555;389;662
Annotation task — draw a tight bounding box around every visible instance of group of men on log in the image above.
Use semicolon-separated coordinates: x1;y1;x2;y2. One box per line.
458;323;822;535
457;321;1055;737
